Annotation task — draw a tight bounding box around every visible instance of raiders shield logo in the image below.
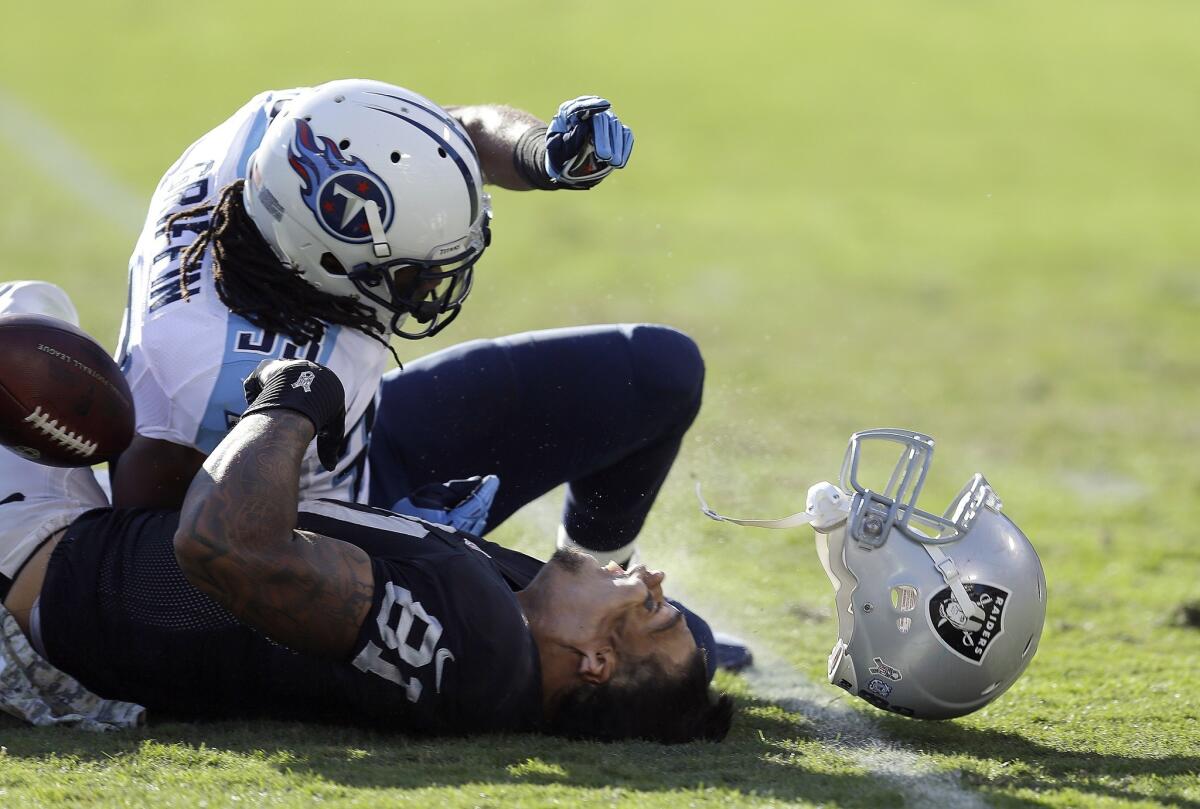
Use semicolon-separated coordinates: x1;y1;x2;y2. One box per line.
927;582;1011;664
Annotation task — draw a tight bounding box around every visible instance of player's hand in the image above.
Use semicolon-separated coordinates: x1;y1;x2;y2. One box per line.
545;96;634;189
391;475;500;535
242;359;347;472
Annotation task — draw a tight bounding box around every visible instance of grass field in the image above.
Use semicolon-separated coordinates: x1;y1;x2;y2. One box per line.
2;1;1199;806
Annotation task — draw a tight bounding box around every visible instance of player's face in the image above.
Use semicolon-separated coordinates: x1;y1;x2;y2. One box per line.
607;562;697;671
538;549;696;674
391;266;442;321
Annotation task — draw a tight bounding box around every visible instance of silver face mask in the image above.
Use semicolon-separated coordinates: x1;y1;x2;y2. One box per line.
697;428;1047;719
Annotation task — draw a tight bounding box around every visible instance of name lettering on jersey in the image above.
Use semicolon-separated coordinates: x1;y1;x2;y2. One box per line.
158;212;211;240
156;160;214;199
148;264;203;312
146;174;213;311
175;175;213;209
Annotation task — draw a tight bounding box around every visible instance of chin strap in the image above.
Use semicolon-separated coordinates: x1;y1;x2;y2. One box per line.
695;481;850;533
364;200;391;258
920;541;986;622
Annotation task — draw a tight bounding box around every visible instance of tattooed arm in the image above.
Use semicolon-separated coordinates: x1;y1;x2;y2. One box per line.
446;104;548;190
173;409;374;658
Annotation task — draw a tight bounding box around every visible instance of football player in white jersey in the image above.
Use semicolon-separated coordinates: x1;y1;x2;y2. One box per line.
108;79;750;670
114;81;504;507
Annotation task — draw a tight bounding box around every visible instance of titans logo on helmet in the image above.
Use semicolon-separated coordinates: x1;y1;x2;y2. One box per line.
287;119;394;244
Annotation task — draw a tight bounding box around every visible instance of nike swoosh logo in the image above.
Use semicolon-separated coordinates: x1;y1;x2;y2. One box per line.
435;647;456;694
0;493;26;506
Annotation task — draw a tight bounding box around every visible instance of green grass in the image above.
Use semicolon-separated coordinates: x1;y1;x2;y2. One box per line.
2;1;1199;806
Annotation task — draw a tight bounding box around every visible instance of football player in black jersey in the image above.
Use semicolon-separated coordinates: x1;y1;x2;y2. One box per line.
3;360;732;742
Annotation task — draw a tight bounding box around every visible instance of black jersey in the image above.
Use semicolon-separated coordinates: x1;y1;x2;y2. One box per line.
38;503;543;734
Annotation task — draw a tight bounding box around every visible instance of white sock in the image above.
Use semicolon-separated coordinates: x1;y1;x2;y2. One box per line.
556;524;639;568
0;281;80;325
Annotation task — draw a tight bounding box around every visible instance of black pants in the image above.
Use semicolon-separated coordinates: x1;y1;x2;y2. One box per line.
368;324;704;554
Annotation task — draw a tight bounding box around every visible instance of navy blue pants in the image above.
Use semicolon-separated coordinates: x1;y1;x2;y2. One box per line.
367;324;704;554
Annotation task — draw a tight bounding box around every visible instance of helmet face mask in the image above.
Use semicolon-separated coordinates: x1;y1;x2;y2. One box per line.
344;230;487;339
244;79;491;339
818;429;1047;720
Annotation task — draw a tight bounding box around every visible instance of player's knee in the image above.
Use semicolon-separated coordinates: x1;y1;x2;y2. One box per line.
627;324;705;418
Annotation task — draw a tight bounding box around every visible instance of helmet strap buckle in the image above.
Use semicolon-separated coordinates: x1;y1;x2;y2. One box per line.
364;200;391;258
924;542;986;622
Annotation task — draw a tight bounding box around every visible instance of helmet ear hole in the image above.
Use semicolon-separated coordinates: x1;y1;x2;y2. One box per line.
890;585;918;612
339;139;351;150
320;252;348;276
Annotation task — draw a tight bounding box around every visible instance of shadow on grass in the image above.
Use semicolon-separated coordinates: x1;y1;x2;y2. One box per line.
0;695;907;807
6;692;1190;807
871;713;1200;809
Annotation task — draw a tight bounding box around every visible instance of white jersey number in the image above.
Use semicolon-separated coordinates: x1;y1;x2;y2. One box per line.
351;582;449;703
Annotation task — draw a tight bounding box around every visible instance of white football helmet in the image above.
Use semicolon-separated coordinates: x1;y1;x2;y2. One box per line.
243;79;491;339
699;428;1047;719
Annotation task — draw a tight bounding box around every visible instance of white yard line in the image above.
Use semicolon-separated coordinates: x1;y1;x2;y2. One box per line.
745;660;987;808
0;87;144;232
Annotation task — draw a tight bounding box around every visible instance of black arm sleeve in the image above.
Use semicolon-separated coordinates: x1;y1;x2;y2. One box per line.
512;126;558;191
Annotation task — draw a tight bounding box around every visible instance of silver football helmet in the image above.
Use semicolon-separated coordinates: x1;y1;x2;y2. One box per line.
243;79;491;339
698;428;1047;719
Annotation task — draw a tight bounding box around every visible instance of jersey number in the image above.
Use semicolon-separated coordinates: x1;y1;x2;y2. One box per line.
235;328;322;362
351;582;450;703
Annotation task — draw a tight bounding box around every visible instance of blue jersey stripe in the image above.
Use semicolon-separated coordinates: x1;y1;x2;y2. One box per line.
195;319;334;453
236;106;270;178
196;317;270;452
316;325;340;365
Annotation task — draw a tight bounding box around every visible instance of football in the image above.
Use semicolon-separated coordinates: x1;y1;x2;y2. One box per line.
0;314;134;467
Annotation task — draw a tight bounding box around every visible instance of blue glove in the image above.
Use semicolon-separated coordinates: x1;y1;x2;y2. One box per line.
391;475;500;536
545;96;634;189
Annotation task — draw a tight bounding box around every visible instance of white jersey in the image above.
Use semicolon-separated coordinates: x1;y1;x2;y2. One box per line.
117;89;389;503
0;282;109;580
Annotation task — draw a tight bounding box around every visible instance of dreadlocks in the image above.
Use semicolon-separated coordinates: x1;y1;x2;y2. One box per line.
166;180;395;355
